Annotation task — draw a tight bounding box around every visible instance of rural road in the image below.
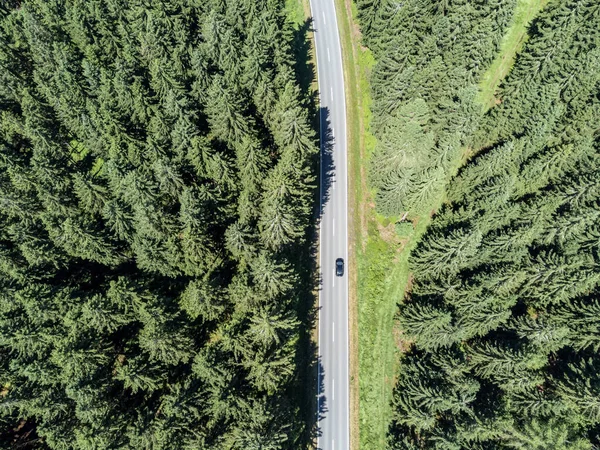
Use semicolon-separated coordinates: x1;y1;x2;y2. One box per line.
310;0;350;449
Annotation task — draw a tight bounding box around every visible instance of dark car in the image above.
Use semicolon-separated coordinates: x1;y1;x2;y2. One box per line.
335;258;344;277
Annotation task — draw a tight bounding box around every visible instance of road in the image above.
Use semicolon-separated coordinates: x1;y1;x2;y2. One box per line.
309;0;350;449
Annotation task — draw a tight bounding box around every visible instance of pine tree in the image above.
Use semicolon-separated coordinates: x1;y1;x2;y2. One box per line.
0;0;318;447
387;0;600;447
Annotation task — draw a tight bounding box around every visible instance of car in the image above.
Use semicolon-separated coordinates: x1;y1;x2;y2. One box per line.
335;258;344;277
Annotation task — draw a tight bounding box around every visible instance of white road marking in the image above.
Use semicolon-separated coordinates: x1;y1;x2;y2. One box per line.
327;47;331;62
309;0;350;448
333;378;335;400
333;322;335;342
331;87;334;101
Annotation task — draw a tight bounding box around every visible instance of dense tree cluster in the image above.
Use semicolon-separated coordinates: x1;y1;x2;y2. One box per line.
385;1;600;448
356;0;515;215
0;0;317;448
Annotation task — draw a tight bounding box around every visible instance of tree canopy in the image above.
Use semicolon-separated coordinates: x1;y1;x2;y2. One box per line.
357;0;600;448
361;0;515;216
0;0;318;448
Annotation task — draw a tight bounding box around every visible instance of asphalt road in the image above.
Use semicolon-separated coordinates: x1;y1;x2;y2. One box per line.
309;0;350;449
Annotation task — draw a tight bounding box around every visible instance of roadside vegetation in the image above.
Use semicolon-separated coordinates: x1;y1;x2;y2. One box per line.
339;0;520;446
359;0;516;218
334;0;430;448
352;0;600;448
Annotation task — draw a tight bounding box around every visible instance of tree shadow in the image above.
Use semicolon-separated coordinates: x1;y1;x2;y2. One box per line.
315;356;328;450
287;15;337;450
319;106;336;217
316;356;328;420
292;101;337;446
291;18;320;128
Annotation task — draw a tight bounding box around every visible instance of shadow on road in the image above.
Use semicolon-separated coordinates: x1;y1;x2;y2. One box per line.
317;355;328;420
319;106;336;217
295;107;337;448
288;16;338;449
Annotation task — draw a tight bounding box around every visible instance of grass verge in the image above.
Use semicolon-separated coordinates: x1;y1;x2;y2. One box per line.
477;0;550;110
286;0;307;26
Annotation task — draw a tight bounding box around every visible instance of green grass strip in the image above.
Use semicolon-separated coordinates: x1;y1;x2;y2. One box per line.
478;0;550;110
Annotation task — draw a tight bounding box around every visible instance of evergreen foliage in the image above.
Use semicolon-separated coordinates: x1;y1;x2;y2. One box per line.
359;0;600;447
362;0;516;215
0;0;318;448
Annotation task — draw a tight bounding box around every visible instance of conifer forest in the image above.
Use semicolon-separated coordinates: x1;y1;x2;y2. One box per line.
0;0;318;448
2;0;600;448
356;0;600;448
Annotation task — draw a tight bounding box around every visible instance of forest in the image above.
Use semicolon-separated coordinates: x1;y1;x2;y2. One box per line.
0;0;318;448
360;0;515;216
356;0;600;448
